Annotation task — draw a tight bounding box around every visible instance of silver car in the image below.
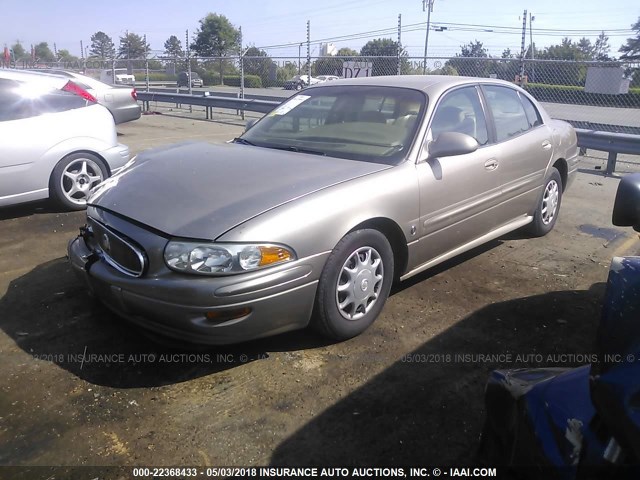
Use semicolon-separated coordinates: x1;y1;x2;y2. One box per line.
68;76;578;344
31;70;141;125
0;76;129;209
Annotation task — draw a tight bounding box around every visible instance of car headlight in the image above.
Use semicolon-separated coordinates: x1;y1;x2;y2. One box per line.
164;241;296;275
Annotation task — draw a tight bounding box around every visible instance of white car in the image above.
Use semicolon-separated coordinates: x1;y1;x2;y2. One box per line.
283;75;322;90
100;68;135;86
0;76;129;210
316;75;341;82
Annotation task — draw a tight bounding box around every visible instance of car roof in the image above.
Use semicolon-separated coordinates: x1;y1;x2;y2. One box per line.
307;74;520;95
0;69;70;89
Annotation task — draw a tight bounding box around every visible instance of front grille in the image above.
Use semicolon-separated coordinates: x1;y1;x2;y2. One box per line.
87;219;147;277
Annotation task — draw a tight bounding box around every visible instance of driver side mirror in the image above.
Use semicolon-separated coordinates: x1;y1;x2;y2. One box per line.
613;173;640;232
428;132;478;159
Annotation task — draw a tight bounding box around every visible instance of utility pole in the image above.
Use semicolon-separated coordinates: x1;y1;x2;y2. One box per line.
529;13;535;82
144;34;149;92
239;26;245;120
422;0;434;74
80;40;84;71
186;29;192;96
397;14;402;75
519;9;527;83
307;20;311;84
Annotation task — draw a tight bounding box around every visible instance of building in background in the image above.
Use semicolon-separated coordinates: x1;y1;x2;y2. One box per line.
320;43;338;56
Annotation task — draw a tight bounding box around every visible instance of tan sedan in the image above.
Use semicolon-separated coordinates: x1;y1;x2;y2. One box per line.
68;75;578;344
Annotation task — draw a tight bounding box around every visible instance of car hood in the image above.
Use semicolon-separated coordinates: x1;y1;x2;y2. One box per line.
88;142;390;239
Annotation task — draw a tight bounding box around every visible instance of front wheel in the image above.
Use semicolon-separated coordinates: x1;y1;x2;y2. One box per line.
311;229;394;340
50;152;108;210
528;167;562;237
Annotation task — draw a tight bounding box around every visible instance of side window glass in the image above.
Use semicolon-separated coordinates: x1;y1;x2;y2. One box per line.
0;80;33;122
520;94;543;128
430;86;488;146
483;85;531;142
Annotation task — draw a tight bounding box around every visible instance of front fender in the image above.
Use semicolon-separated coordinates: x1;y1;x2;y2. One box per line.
217;162;419;267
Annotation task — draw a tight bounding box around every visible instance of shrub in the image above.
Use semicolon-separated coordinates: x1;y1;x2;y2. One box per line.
523;83;640;108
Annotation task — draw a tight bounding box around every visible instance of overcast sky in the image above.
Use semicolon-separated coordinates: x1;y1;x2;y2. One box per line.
3;0;638;59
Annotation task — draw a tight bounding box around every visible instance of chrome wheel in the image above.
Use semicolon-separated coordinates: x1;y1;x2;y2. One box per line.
541;179;560;225
336;246;384;321
60;157;105;206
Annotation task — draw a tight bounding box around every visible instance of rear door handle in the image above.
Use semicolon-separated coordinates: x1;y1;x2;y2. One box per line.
484;159;499;171
542;141;552;150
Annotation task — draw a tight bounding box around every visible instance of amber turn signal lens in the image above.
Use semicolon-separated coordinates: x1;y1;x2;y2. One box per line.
258;246;293;267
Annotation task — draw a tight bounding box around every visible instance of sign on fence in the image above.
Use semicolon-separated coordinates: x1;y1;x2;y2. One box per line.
342;61;372;78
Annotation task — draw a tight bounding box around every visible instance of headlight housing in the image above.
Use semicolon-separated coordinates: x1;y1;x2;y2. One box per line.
164;241;296;275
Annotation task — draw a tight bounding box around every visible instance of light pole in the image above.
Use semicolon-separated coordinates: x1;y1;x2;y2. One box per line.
529;13;535;82
422;0;434;74
298;43;302;75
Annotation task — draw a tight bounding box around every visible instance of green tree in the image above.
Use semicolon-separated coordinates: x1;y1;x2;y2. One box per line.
191;13;241;85
10;41;27;61
34;42;55;62
619;17;640;61
313;47;359;76
56;49;78;63
536;38;590;85
89;31;115;59
243;46;274;86
118;32;149;59
577;37;594;58
446;40;490;77
337;47;358;57
360;38;408;76
594;31;612;61
501;48;514;59
164;35;184;58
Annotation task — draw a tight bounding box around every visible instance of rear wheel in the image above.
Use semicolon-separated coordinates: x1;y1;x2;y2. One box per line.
529;167;562;237
311;229;394;340
50;153;108;210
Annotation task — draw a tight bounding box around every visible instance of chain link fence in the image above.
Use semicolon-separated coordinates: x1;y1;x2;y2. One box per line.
8;54;640;133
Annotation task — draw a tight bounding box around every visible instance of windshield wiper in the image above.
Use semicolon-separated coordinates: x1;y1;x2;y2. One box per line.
232;137;256;146
264;144;327;156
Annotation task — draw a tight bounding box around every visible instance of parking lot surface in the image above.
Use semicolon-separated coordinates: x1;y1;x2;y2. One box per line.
1;112;639;472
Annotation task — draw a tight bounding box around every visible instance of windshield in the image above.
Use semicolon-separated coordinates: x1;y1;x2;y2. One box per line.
241;85;426;165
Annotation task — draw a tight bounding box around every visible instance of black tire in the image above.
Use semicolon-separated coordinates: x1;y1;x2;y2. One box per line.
50;152;109;211
528;167;562;237
311;229;394;340
296;82;303;90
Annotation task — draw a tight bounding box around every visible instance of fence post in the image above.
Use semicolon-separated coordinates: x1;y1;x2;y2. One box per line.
239;27;245;120
397;14;402;75
307;20;311;85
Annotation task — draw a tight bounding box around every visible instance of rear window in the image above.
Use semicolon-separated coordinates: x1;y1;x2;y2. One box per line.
0;79;88;122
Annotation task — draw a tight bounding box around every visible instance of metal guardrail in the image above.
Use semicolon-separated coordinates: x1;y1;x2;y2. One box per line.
137;91;640;175
576;129;640;175
136;91;280;116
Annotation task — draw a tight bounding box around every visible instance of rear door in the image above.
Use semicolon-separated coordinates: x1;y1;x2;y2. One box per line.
480;85;552;224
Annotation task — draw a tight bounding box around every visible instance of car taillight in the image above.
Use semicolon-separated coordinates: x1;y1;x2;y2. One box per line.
131;88;137;101
62;80;97;103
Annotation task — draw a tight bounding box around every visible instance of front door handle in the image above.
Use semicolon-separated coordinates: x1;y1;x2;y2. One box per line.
484;158;499;171
542;140;552;150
